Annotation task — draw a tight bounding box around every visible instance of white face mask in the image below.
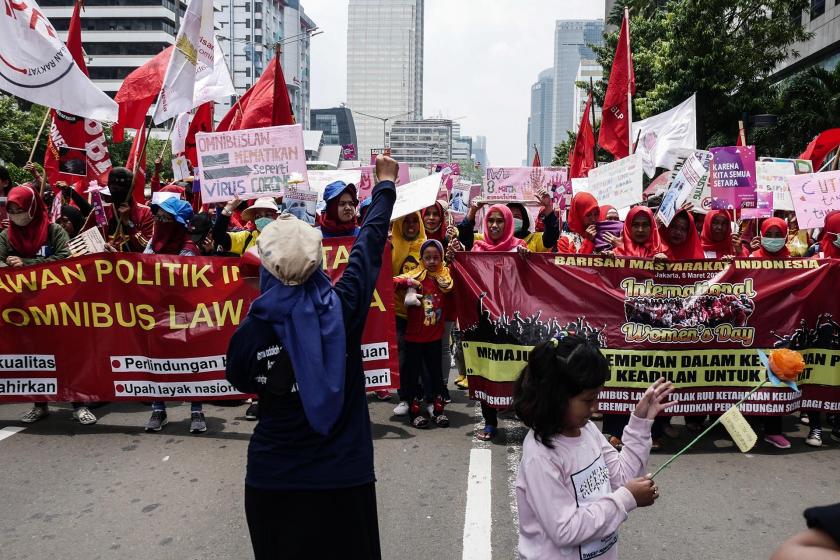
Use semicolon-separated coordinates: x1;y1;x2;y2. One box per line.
10;213;32;227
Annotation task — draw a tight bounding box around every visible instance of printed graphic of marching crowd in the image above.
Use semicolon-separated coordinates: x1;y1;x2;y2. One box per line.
2;1;840;559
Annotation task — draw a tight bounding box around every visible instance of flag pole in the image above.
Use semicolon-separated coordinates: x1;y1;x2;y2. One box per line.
590;76;597;166
625;6;633;156
28;110;51;164
738;120;747;145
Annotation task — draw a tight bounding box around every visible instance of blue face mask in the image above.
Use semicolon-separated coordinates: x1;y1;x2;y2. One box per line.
255;217;274;232
761;237;786;253
513;218;524;232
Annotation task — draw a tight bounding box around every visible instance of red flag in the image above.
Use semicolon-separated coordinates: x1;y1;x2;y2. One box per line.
43;0;113;189
112;46;174;143
216;49;295;131
570;92;596;179
598;11;635;159
799;128;840;169
531;146;541;167
185;102;214;168
126;126;147;203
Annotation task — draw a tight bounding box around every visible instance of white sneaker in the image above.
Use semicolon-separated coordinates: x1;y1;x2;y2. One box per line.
21;405;48;423
73;406;97;425
805;428;822;447
393;401;409;416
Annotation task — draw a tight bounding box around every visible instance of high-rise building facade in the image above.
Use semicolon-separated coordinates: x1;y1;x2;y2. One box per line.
774;2;840;80
527;67;554;165
572;59;602;133
347;0;424;160
41;0;186;95
389;119;451;166
553;20;603;144
311;107;358;148
472;135;488;168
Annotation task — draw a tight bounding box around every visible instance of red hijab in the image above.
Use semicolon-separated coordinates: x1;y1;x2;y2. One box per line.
473;204;524;252
660;210;703;260
820;210;840;259
599;205;617;221
568;192;598;235
750;217;790;259
7;185;50;258
615;206;665;258
422;201;446;242
700;209;744;258
319;185;359;235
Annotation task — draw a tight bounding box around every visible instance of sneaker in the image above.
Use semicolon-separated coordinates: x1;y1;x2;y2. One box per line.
145;410;168;432
805;428;822;447
393;401;409;416
244;401;259;421
72;406;97;425
21;404;48;423
190;412;207;433
435;414;450;428
375;390;392;401
799;412;810;426
412;415;429;429
764;434;791;449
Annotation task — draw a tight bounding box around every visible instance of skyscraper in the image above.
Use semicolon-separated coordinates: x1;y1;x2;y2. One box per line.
527;67;554;165
347;0;424;160
553;20;604;144
472;135;488;168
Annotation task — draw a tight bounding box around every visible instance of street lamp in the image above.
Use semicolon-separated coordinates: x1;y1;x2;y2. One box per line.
351;109;415;151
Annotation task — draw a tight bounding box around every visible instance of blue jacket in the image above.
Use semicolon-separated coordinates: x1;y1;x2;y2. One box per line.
225;180;396;490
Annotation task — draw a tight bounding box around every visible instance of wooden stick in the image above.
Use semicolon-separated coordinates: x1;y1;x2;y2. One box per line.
29;110;51;164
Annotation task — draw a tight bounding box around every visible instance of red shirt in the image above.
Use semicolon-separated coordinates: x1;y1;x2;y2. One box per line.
395;274;451;343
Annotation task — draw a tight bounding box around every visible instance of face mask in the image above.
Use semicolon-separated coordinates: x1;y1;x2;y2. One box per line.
761;237;786;253
10;213;32;227
255;217;274;232
513;218;523;232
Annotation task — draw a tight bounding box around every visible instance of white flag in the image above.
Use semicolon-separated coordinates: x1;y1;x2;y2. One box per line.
0;0;117;121
632;94;697;178
153;0;215;124
193;37;236;107
171;112;191;154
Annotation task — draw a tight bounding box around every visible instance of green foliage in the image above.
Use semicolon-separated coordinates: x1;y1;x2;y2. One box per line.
0;95;49;167
454;159;483;184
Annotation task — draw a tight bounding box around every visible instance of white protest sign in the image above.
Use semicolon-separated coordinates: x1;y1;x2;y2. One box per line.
584;153;643;209
756;160;796;211
391;173;443;221
307;169;363;206
196;124;309;203
571;178;589;195
656;151;712;226
172;155;191;180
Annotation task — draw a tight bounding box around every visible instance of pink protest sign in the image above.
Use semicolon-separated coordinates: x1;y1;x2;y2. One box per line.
482;167;570;210
787;170;840;229
710;146;756;210
740;191;774;220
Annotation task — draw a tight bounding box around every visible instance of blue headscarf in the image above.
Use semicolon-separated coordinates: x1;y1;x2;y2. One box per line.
249;266;347;435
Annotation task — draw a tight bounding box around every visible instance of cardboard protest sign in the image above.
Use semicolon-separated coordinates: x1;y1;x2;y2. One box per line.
482;167;568;206
755;160;796;211
710;146;756;210
740;191;774;220
284;185;318;225
788;170;840;229
657;151;712;226
171;155;191;180
196;124;309;203
584;153;644;210
391;174;443;221
308;169;363;199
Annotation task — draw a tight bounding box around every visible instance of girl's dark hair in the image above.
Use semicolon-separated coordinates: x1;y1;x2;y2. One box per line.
513;335;610;448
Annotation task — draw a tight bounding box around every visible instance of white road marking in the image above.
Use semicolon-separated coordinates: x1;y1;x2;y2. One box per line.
462;447;492;560
0;426;26;442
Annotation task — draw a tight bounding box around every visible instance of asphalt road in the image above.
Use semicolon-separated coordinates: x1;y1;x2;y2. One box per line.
1;380;837;560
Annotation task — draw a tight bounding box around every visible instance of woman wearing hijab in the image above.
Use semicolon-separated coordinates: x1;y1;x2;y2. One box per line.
392;212;428;416
81;167;155;253
599;205;619;221
565;192;600;254
456;191;558;252
659;210;704;260
225;156;399;560
319;181;360;238
700;210;746;258
607;206;666;258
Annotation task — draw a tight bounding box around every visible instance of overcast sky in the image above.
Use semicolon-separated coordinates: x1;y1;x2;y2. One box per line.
303;0;605;166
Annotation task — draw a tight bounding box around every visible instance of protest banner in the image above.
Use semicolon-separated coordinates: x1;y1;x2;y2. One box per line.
710;146;757;210
341;144;357;161
391;174;444;221
482;167;569;209
632;94;697;178
756;160;796;211
452;252;840;413
787;170;840;229
0;246;398;402
284;185;318;225
196;124;309;203
583;153;644;210
656;151;712;226
740;192;774;220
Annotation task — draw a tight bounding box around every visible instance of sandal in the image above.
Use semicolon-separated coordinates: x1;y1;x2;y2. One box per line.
412;415;429;429
435;414;450;428
475;425;496;441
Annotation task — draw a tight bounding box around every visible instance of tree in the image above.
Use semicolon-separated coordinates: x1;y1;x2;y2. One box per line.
453;159;483;184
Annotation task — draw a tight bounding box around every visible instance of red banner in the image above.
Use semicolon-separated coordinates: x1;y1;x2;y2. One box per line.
453;253;840;415
44;111;113;188
0;239;397;402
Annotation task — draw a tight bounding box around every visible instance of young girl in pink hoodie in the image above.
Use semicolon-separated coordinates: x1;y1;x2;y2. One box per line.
513;336;677;560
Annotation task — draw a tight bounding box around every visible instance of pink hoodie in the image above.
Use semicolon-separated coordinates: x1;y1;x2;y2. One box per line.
516;414;653;560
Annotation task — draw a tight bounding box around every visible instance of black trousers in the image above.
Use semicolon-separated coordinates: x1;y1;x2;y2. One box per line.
402;340;443;403
245;483;381;560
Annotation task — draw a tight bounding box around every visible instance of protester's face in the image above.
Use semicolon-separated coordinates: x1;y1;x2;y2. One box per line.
710;214;729;241
251;209;277;221
565;387;602;429
486;211;506;241
337;192;357;223
402;214;420;240
584;208;599;227
155;208;175;223
57;216;75;237
668;215;690;246
630;213;652;244
606;209;620;221
422;246;442;272
510;207;524;221
423;206;442;232
763;225;784;239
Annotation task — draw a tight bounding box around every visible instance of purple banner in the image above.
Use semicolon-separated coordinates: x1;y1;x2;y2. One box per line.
710;145;757;210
